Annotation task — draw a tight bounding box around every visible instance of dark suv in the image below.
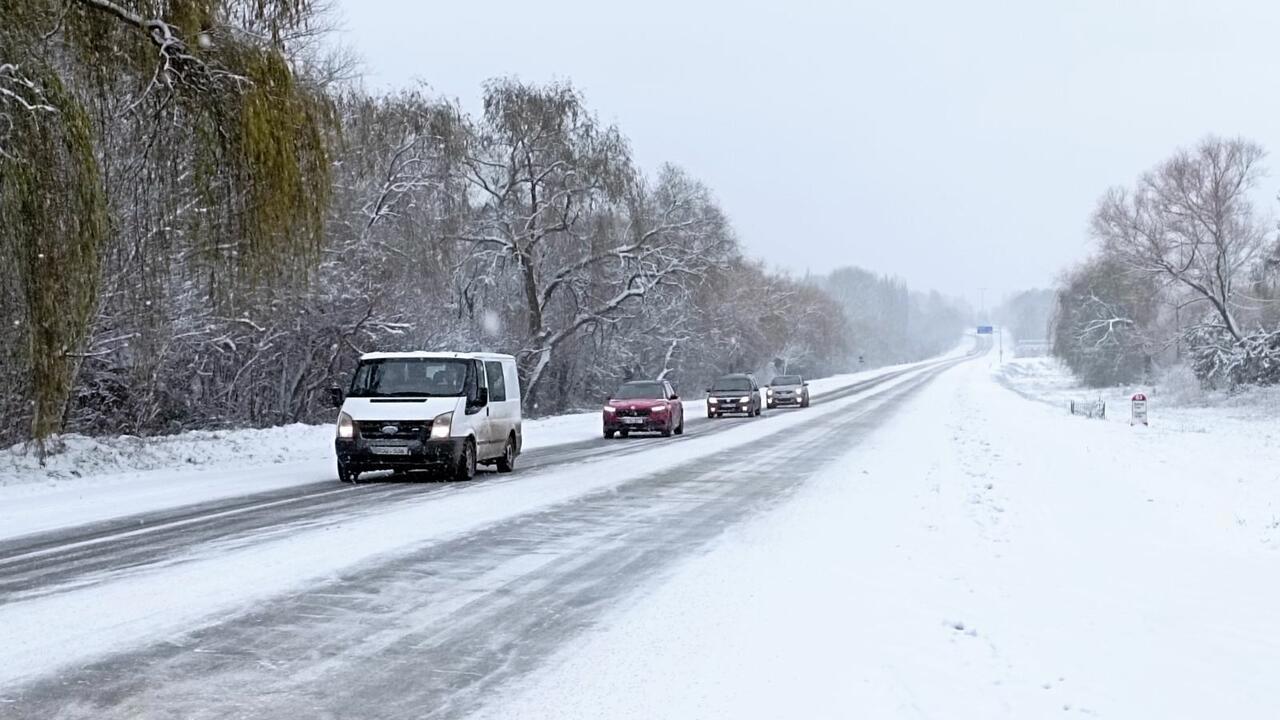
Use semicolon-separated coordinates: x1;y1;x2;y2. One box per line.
706;374;762;418
603;380;685;438
765;374;810;408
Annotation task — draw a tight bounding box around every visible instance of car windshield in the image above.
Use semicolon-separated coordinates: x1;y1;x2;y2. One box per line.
614;382;664;400
771;375;802;386
712;377;752;392
349;358;469;397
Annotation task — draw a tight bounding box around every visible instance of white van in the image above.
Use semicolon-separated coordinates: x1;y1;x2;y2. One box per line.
331;352;522;482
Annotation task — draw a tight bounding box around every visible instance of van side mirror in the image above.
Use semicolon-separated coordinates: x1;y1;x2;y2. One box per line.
328;386;344;408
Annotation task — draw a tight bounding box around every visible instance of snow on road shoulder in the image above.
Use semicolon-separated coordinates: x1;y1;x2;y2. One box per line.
471;353;1280;720
0;364;939;689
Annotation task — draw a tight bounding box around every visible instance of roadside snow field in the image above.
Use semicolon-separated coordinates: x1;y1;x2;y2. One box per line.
995;354;1280;437
472;351;1280;719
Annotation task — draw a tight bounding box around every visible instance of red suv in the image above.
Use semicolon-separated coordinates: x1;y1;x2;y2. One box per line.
603;380;685;439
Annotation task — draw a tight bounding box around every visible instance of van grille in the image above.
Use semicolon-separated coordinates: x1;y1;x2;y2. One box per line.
357;421;429;440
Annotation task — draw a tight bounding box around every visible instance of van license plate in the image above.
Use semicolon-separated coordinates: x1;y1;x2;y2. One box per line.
371;446;410;456
623;417;645;425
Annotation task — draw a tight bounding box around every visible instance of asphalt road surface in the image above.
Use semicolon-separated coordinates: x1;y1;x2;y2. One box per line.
0;352;975;719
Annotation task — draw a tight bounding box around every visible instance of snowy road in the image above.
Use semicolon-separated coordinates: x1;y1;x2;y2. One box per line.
8;342;1277;718
0;352;975;717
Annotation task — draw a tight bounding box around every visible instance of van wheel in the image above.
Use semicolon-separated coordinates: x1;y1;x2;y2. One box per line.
496;435;517;473
455;439;476;481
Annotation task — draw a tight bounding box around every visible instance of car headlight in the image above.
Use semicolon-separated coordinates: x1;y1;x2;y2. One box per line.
652;403;668;412
430;412;453;439
708;397;719;404
603;406;616;414
740;396;750;403
337;412;354;439
766;388;773;396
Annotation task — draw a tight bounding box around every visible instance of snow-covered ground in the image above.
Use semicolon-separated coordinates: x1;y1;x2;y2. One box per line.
0;361;940;543
995;353;1280;438
472;349;1280;719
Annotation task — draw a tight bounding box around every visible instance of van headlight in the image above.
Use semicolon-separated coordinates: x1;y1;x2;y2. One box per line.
739;396;750;403
430;412;453;439
708;397;719;404
337;412;355;439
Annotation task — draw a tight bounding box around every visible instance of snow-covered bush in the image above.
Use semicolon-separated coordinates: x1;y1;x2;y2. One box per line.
1188;326;1280;389
1050;256;1157;387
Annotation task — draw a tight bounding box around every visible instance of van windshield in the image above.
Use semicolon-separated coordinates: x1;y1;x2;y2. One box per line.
771;375;802;386
349;358;470;397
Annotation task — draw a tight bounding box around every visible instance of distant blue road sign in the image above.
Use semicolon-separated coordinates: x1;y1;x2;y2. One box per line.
977;325;994;335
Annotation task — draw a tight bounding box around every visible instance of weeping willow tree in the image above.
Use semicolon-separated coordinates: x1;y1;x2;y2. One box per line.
0;0;331;451
0;67;108;445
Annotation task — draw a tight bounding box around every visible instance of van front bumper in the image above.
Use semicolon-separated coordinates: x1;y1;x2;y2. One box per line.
335;437;466;470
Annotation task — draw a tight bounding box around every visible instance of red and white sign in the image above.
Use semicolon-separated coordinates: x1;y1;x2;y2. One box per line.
1130;393;1148;426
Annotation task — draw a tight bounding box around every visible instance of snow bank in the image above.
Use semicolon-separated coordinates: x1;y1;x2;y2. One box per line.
0;424;331;488
474;349;1280;719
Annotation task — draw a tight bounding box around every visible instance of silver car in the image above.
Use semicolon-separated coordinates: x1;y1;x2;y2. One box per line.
765;374;810;409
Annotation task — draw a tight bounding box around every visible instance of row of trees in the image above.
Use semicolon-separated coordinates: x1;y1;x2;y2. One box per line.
1;1;960;451
822;267;969;366
997;289;1055;346
1052;137;1280;387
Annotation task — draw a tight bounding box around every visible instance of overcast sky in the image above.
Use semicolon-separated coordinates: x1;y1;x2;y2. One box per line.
330;0;1280;306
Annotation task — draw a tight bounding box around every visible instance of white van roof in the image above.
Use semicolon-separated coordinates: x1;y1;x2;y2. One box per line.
359;351;516;362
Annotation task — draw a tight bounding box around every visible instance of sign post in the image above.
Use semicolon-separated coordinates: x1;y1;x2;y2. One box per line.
1130;393;1148;426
